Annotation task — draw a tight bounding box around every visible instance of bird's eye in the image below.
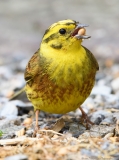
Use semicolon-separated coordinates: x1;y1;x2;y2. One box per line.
59;28;66;34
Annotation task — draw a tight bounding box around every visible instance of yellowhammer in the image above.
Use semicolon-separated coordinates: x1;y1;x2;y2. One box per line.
24;19;99;130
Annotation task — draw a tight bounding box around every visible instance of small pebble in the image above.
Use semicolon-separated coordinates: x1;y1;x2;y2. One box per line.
5;154;28;160
23;117;32;128
111;77;119;93
90;110;112;125
0;101;18;117
15;128;26;137
91;85;111;96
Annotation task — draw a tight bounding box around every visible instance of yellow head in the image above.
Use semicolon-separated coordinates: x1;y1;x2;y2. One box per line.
38;19;92;86
40;19;90;53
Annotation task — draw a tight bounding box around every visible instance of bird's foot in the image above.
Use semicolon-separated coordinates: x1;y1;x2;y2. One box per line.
32;125;39;137
79;106;94;129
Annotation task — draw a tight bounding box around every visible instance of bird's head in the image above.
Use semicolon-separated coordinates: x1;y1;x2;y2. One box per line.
41;19;90;51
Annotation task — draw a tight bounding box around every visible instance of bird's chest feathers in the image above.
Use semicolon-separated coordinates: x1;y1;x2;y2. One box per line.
40;47;88;88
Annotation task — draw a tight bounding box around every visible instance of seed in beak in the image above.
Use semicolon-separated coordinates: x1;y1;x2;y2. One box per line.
78;28;86;36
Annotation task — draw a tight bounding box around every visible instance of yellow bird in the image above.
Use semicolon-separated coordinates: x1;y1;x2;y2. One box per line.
24;19;99;130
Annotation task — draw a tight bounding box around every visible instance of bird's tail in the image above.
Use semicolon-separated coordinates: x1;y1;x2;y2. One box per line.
9;87;25;101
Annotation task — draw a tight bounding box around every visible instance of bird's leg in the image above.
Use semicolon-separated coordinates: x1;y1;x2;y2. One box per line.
79;106;94;129
33;110;40;137
35;110;40;130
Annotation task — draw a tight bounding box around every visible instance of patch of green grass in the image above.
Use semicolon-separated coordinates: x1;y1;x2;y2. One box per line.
0;130;3;136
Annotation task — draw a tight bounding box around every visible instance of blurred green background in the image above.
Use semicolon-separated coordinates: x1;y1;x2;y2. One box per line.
0;0;119;65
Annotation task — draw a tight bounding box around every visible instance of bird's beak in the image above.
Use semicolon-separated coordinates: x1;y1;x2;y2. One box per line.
71;23;91;39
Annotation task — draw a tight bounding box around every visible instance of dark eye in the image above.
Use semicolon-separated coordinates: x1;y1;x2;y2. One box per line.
59;28;66;34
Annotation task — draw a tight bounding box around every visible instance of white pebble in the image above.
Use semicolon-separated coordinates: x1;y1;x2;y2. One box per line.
111;77;119;92
0;101;18;117
91;85;111;96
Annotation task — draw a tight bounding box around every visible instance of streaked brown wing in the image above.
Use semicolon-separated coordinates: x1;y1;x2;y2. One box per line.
24;50;40;82
82;46;99;71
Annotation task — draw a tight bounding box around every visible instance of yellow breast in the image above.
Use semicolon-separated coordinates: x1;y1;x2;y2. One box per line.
26;45;97;114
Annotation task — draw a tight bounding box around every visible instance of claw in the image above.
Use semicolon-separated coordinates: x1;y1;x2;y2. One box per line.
79;106;94;129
